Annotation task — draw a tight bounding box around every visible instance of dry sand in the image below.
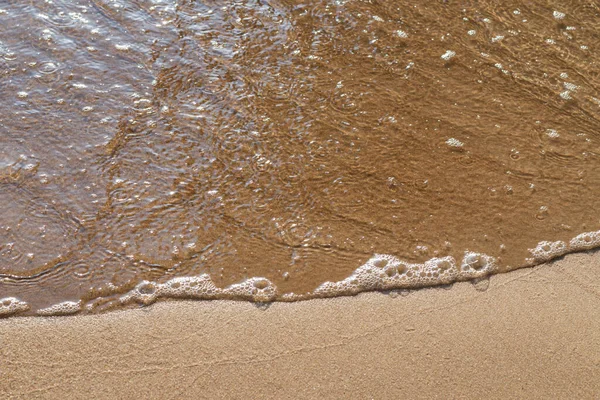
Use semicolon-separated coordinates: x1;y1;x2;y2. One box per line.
1;251;599;399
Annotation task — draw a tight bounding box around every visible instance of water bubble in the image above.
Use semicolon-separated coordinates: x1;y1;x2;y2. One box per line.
39;61;58;74
463;253;486;270
446;138;464;149
546;129;559;138
42;11;77;27
397;264;407;274
560;91;572;100
437;260;452;271
374;259;388;268
386;176;400;191
138;282;157;295
441;50;456;61
40;28;57;43
278;220;311;247
133;98;153;112
73;263;91;279
220;131;244;152
253;279;269;290
536;206;549;220
252;154;272;172
329;84;359;114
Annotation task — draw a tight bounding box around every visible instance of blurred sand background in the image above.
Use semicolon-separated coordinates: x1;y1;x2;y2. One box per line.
1;251;599;399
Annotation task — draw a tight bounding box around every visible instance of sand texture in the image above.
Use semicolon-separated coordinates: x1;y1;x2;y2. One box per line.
2;251;599;399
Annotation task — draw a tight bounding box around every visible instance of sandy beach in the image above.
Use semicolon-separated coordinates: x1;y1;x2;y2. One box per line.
2;251;599;399
2;1;600;399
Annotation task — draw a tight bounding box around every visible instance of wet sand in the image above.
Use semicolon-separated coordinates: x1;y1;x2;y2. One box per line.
2;251;599;399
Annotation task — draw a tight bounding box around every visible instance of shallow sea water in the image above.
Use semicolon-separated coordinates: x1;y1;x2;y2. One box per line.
1;0;600;316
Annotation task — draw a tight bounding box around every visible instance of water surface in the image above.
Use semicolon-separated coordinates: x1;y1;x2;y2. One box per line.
1;0;600;316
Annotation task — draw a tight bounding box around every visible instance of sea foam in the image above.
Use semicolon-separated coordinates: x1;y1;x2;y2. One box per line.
3;230;600;317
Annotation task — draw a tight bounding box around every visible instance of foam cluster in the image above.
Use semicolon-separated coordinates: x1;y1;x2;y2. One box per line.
37;300;82;316
313;252;497;297
6;229;600;317
119;274;277;306
527;240;568;264
460;252;498;278
569;230;600;251
527;230;600;263
0;297;30;317
224;277;277;302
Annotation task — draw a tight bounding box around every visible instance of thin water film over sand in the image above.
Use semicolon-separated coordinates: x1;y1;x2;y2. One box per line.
1;0;600;316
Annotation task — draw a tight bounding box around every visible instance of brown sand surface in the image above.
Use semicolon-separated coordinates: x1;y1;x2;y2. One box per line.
2;251;599;400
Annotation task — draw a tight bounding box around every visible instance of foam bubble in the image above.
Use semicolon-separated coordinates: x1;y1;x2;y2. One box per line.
313;253;493;298
120;280;164;305
460;252;497;278
114;43;131;51
560;91;572;100
441;50;456;61
37;300;82;316
119;274;277;306
224;277;277;302
116;252;501;304
0;297;30;317
527;240;568;263
546;129;559;138
569;230;600;251
446;138;464;148
161;275;220;299
20;228;600;315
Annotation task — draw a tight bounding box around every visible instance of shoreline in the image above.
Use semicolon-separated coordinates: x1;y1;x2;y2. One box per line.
2;251;599;399
6;231;600;317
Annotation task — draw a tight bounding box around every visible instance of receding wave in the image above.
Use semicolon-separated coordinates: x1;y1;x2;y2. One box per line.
2;1;600;316
2;229;598;317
